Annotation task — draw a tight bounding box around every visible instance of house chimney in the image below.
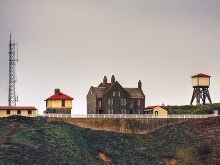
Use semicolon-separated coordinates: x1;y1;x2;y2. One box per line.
103;76;107;84
111;75;115;84
54;88;60;94
138;80;142;89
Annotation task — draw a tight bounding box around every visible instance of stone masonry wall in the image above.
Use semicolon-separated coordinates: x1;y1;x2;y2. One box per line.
47;118;191;134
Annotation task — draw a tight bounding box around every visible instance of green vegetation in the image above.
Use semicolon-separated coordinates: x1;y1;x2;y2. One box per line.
0;116;219;164
163;103;220;114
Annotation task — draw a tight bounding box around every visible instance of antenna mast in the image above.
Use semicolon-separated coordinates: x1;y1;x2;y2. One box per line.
8;32;18;106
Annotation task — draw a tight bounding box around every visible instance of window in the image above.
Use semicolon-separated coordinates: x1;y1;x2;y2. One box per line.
138;109;140;114
130;101;133;108
108;99;111;105
124;109;126;114
121;99;123;105
62;100;65;107
53;109;57;113
113;91;115;97
137;99;141;106
111;109;114;114
111;98;113;105
28;110;32;115
6;110;10;115
17;110;21;115
98;100;102;107
121;109;123;114
119;91;121;97
155;111;158;115
124;99;126;105
108;109;111;114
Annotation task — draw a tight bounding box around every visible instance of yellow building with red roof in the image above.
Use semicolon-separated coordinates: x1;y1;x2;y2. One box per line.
0;106;37;117
44;89;73;114
144;106;167;117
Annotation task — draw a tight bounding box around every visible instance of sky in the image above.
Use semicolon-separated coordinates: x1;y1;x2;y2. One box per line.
0;0;220;114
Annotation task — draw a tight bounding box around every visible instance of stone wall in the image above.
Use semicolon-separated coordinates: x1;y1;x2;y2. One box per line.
47;118;191;134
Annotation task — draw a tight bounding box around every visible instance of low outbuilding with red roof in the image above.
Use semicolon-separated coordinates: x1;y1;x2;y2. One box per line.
0;106;37;117
144;106;167;117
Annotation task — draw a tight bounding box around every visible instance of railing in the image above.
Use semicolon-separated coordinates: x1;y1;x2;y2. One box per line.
39;113;217;119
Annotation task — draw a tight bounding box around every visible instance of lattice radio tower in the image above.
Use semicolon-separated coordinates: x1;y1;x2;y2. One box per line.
8;32;18;106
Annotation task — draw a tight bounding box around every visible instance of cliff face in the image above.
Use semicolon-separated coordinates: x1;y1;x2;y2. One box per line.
0;116;219;164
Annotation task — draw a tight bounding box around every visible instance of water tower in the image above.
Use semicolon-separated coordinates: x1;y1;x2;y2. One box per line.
190;73;212;105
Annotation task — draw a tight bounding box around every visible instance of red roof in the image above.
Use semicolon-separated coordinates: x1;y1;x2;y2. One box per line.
45;92;73;100
144;106;158;109
192;73;211;78
0;106;37;110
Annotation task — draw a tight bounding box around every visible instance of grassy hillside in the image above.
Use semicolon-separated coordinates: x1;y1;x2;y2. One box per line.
163;103;220;114
0;116;220;164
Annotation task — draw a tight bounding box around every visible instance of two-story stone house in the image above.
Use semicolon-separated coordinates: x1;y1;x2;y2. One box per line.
87;75;145;114
44;89;73;114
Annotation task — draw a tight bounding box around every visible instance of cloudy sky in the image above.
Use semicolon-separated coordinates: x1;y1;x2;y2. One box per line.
0;0;220;114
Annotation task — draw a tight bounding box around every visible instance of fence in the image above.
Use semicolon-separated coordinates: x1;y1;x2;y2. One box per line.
39;113;217;119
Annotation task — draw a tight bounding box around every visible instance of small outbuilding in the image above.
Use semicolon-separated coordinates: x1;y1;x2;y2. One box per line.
144;106;168;117
0;106;37;117
44;89;74;114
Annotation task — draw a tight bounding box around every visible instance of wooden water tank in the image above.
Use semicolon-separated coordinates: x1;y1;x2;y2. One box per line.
192;73;210;87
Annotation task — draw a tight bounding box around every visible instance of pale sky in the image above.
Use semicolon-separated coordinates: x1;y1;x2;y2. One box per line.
0;0;220;114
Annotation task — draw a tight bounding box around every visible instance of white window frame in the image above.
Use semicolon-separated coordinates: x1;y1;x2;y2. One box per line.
119;91;121;97
121;99;123;105
98;100;102;107
124;99;126;105
113;91;115;97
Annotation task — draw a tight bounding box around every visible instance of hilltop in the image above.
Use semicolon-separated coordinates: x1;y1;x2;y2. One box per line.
0;116;220;164
163;103;220;114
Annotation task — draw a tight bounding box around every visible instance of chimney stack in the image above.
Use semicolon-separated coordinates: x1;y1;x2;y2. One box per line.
111;75;115;84
138;80;142;89
54;88;60;94
103;76;107;84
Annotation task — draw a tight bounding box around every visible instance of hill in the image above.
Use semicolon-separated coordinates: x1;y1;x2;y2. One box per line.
163;103;220;114
0;116;220;164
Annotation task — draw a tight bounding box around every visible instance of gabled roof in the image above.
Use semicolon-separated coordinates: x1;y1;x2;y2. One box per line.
0;106;37;110
92;87;106;97
192;73;211;78
98;83;113;91
124;88;145;98
144;106;158;110
45;92;73;101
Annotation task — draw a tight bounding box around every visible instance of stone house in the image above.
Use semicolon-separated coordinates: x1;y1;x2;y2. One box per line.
44;89;73;114
87;75;145;114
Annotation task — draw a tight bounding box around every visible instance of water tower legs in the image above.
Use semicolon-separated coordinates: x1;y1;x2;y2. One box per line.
190;87;212;105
